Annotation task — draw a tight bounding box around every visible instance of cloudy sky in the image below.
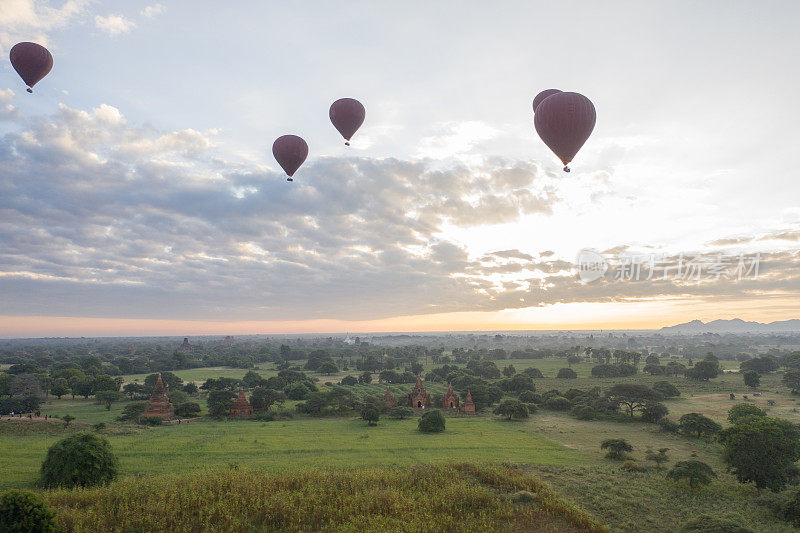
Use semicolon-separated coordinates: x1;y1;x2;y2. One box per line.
1;1;799;337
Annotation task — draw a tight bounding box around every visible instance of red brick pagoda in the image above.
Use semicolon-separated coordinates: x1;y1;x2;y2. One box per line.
383;387;396;408
230;388;253;417
442;383;460;410
142;373;174;420
407;375;431;409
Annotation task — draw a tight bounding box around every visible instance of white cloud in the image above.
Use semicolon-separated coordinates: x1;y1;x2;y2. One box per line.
94;14;135;36
140;4;165;18
0;0;90;52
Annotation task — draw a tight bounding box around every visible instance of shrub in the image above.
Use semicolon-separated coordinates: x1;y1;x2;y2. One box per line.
388;406;414;419
117;401;148;422
645;447;670;468
652;381;680;398
544;396;572;411
727;403;766;424
658;418;679;433
574;405;596;420
418;409;446;433
784;486;800;527
174;402;201;418
601;438;633;460
140;416;163;426
493;400;529;421
641;403;669;422
521;367;543;379
556;368;577;379
518;390;538;403
679;413;721;440
361;405;380;426
510;490;539;503
39;432;119;489
620;460;646;472
340;375;357;386
0;489;57;533
680;515;753;533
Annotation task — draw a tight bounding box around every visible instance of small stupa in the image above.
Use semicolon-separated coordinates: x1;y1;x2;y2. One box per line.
142;373;174;420
460;391;476;414
230;388;253;417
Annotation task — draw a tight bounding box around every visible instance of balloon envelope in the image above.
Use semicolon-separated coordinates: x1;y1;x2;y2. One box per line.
532;89;562;112
272;135;308;177
329;98;365;144
9;42;53;92
534;92;596;169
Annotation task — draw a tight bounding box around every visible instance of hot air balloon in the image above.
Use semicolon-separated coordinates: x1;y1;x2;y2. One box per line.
532;89;561;113
9;42;53;93
534;92;596;172
273;135;308;182
329;98;365;146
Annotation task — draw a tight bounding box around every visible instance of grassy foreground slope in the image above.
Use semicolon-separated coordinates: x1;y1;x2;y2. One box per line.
44;463;606;533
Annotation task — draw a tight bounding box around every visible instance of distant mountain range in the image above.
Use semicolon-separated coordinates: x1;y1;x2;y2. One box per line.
661;319;800;333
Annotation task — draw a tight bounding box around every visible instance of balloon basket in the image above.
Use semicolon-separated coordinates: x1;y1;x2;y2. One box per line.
27;88;33;93
563;166;571;173
345;141;350;146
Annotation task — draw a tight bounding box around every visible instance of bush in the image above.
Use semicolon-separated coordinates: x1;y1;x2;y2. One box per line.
117;401;149;422
493;399;529;420
652;381;680;398
521;367;543;379
667;460;716;490
544;396;572;411
784;486;800;526
601;438;632;460
556;368;577;379
641;402;669;422
340;375;357;386
174;402;201;418
388;406;414;419
39;432;119;489
0;489;57;533
727;403;766;424
518;390;538;403
418;409;446;433
680;515;753;532
658;418;679;433
140;416;163;426
361;405;380;426
574;405;596;420
620;460;646;472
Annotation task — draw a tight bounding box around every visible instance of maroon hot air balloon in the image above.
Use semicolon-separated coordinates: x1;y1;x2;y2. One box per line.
272;135;308;182
534;92;596;172
9;42;53;93
532;89;562;113
329;98;365;146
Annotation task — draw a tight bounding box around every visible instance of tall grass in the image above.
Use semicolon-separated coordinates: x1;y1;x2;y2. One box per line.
44;463;606;532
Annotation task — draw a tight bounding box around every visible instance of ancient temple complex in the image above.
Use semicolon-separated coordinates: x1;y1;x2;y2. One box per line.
407;376;432;409
383;387;396;408
461;391;475;413
442;383;460;410
230;388;253;417
142;373;174;420
177;337;192;353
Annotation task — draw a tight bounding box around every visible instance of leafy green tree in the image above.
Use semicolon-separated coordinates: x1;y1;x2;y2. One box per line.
250;387;285;411
72;378;93;399
493;399;529;420
0;489;57;533
340;375;357;386
601;438;633;460
174;402;201;417
39;432;119;489
93;374;120;392
418;409;446;433
679;413;721;440
783;487;800;527
318;361;339;375
727;403;766;424
718;416;800;494
358;372;372;384
521;368;543;378
50;378;70;399
686;360;719;381
567;355;582;368
641;403;669;422
666;460;716;489
500;374;534;393
665;361;686;376
145;372;183;392
361;405;380;426
95;391;124;411
652;381;680;398
388;406;414;419
557;368;577;379
241;370;263;388
117;402;148;422
742;370;760;389
606;384;663;418
502;365;516;377
783;369;800;393
645;447;669;469
184;382;199;395
61;415;75;427
207;390;236;418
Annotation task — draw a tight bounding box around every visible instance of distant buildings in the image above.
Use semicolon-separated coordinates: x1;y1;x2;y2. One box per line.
177;338;192;353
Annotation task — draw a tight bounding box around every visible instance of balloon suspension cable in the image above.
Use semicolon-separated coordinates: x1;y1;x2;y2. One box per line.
27;87;33;93
345;141;350;146
563;166;571;173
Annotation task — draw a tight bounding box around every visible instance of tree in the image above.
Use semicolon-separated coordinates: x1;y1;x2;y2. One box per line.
117;402;148;422
642;364;664;375
72;378;94;399
783;370;800;394
641;403;669;422
665;361;686;377
145;372;183;392
184;382;199;395
645;447;669;469
250;387;285;411
318;361;339;375
521;368;543;379
718;416;800;494
652;381;680;398
358;372;372;384
361;405;380;426
95;391;124;411
174;402;201;417
502;365;516;377
666;460;716;490
39;432;119;489
557;368;577;379
0;489;57;533
207;390;236;418
606;384;663;418
61;415;75;427
500;374;534;393
493;399;529;421
742;370;760;389
93;374;120;392
567;355;582;368
418;409;446;433
686;360;719;381
679;413;721;440
241;370;263;388
727;403;766;424
340;375;357;386
600;438;632;460
388;406;413;419
50;378;70;399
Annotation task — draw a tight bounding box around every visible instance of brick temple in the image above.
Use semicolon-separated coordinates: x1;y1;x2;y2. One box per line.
461;391;475;413
142;373;174;420
407;376;432;409
230;388;253;417
383;387;396;408
442;383;460;409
